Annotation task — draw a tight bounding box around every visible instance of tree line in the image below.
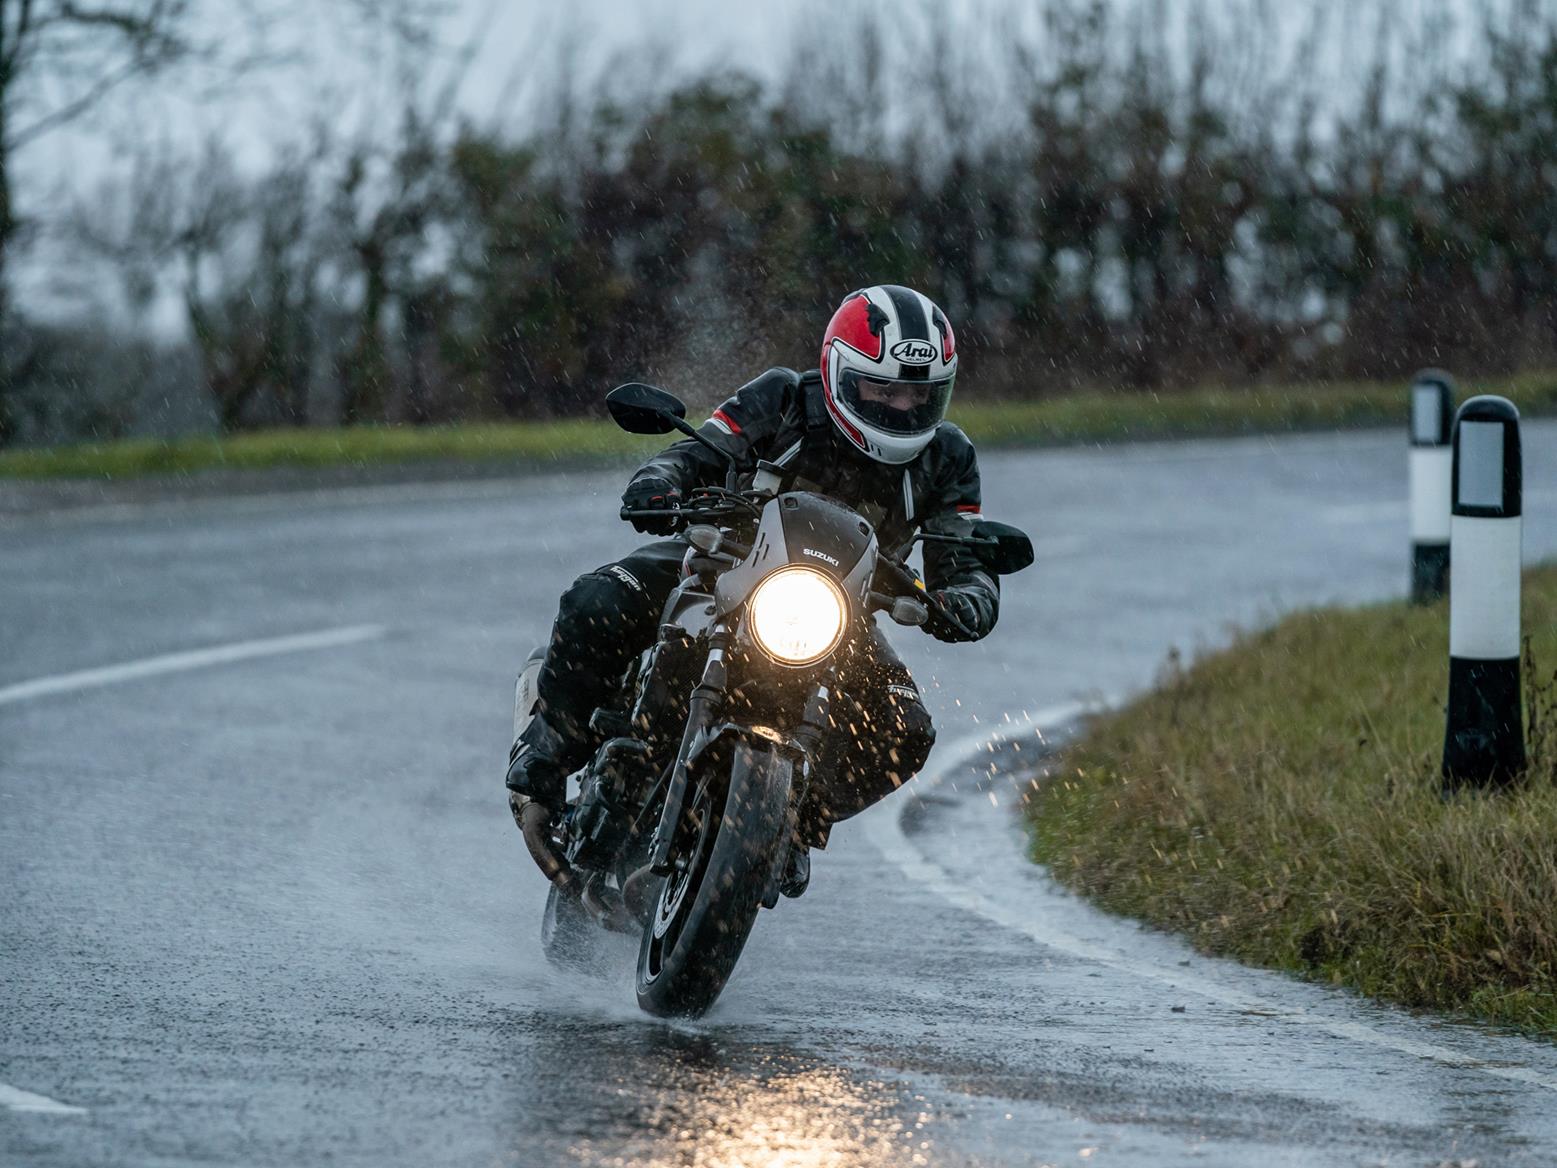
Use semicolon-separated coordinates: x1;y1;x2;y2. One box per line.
6;0;1557;444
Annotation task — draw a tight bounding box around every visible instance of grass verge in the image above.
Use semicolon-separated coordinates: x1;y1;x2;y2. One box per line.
1026;564;1557;1037
0;418;661;480
6;371;1556;480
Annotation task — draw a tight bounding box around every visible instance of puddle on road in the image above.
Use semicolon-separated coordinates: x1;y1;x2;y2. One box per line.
490;1012;977;1168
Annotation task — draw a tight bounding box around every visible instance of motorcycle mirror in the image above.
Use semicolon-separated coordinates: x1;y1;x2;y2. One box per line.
968;520;1035;575
606;383;688;435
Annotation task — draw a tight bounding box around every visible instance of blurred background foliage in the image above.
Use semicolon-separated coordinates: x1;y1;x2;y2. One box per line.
4;0;1557;446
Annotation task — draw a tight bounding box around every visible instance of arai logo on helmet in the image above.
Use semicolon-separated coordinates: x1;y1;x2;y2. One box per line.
890;339;938;366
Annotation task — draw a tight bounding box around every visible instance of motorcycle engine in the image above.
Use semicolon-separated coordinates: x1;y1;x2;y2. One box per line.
565;737;652;870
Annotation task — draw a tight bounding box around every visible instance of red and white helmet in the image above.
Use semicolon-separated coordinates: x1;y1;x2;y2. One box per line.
820;285;958;465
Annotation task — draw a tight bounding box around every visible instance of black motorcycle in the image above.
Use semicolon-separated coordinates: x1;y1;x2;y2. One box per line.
512;383;1034;1017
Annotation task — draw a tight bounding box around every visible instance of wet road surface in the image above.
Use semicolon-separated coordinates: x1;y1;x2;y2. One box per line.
6;424;1557;1166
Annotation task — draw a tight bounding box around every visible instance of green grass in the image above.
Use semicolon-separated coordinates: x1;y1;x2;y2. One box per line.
0;418;663;480
6;370;1556;480
1026;564;1557;1036
957;370;1557;447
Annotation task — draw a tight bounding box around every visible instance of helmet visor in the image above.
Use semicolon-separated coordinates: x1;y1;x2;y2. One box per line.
837;369;955;436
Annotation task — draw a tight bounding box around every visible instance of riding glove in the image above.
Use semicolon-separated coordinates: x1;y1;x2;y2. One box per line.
621;476;683;534
928;587;987;643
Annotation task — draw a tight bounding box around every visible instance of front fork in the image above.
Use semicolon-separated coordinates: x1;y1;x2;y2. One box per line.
646;621;835;876
648;623;732;875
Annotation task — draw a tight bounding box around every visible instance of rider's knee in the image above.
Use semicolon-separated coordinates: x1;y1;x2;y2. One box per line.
889;702;936;782
557;564;653;641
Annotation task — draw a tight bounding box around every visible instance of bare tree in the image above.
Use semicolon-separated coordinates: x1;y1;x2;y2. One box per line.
329;29;476;427
0;0;443;443
0;1;192;442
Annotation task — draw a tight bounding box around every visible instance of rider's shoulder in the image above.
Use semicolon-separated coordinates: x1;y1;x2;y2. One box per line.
928;420;977;461
733;366;806;401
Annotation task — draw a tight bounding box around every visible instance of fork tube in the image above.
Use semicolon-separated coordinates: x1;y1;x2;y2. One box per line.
648;623;730;874
791;677;833;764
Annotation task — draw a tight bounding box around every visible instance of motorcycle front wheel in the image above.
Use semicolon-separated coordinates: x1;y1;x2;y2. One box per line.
635;740;792;1018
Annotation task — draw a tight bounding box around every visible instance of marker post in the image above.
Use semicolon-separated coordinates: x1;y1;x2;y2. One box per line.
1409;370;1454;603
1442;396;1525;794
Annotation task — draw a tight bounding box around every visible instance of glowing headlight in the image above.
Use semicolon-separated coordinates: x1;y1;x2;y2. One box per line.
748;567;848;666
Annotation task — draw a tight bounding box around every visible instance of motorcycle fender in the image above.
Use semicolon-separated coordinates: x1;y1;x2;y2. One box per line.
686;721;800;773
651;721;795;877
688;722;798;907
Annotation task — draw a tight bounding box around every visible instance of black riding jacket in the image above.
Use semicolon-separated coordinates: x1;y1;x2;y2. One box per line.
628;367;999;639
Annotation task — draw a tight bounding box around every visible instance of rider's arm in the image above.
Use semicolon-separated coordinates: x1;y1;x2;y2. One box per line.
627;368;799;494
921;425;1000;640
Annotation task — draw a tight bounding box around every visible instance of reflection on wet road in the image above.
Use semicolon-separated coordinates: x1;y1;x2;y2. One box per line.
505;1017;941;1167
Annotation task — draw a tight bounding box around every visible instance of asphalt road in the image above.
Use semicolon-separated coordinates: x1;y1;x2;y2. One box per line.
6;424;1557;1167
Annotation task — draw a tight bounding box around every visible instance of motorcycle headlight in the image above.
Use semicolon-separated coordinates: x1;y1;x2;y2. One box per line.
748;567;848;666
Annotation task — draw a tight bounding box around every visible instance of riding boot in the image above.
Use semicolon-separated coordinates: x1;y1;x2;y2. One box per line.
505;710;583;810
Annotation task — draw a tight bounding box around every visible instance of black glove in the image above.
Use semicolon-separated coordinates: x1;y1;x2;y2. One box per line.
621;476;683;534
928;587;984;643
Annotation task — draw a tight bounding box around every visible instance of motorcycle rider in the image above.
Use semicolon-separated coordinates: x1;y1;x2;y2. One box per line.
507;284;999;891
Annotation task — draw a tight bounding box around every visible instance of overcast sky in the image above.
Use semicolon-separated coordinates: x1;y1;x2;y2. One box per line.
20;1;800;197
26;0;1507;199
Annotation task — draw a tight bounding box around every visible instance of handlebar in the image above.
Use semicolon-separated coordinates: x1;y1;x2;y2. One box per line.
619;504;753;531
620;485;767;529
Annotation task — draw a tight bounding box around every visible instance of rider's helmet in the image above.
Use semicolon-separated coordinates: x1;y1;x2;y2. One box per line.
819;284;958;465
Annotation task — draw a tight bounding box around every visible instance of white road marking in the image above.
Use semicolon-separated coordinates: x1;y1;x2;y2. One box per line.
0;1082;87;1115
867;704;1557;1094
0;624;386;707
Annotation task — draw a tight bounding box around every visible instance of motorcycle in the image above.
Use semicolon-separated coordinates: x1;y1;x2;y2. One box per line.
512;382;1034;1017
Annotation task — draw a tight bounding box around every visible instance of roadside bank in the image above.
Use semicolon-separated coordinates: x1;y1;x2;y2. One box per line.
1025;564;1557;1036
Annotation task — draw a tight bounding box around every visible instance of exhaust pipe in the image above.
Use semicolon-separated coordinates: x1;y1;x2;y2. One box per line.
510;793;573;889
582;879;639;934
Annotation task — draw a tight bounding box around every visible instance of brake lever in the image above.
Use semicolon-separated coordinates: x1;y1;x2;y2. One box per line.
915;531;995;546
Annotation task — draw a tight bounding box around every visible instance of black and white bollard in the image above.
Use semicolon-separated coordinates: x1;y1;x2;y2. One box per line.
1409;370;1454;603
1442;395;1525;793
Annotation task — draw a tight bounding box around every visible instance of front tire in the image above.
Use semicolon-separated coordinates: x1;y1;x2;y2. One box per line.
635;741;792;1017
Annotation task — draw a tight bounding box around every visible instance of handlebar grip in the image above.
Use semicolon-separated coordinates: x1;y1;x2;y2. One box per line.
619;505;685;531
